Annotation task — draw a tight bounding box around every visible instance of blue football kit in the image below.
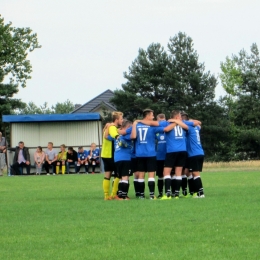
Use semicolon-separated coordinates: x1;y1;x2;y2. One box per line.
78;150;89;160
186;125;204;157
135;123;163;157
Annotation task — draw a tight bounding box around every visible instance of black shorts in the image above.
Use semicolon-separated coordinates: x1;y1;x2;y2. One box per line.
156;160;164;177
131;157;138;175
164;151;187;168
102;157;116;172
137;156;157;172
188;155;204;172
116;161;131;178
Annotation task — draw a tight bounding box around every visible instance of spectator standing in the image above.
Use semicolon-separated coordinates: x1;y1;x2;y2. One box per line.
11;141;31;175
88;143;100;174
0;132;7;176
34;146;45;175
66;147;78;174
56;144;67;174
77;147;89;174
44;142;57;175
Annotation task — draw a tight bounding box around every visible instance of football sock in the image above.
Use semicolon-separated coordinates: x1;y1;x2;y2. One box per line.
171;176;176;195
103;177;110;198
61;165;65;174
121;180;128;199
194;176;204;196
84;165;89;173
148;178;155;197
164;176;171;197
56;166;59;174
92;163;96;173
112;177;120;197
118;181;123;198
188;175;194;195
138;179;145;198
134;179;139;197
181;175;188;196
174;176;182;197
157;177;164;195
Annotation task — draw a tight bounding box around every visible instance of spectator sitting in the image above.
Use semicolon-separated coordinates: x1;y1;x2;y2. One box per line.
34;146;45;175
56;144;67;174
66;146;78;174
77;146;89;174
11;141;31;175
44;142;57;175
88;142;100;174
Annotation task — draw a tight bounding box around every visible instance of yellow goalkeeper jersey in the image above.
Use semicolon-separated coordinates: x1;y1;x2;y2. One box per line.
101;125;118;158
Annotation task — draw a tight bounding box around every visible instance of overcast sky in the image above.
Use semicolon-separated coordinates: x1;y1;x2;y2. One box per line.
2;0;260;107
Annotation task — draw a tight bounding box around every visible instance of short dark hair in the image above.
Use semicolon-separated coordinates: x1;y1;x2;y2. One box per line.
37;146;42;151
143;108;153;118
68;146;73;151
78;146;83;150
181;111;189;120
157;113;165;120
122;119;132;128
19;141;24;145
170;110;181;118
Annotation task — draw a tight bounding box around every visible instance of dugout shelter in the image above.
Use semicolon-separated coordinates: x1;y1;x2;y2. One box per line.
2;113;103;173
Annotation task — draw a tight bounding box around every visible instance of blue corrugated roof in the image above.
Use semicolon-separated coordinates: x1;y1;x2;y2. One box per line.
2;113;101;123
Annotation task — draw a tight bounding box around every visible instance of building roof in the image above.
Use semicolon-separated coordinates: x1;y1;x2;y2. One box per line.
72;89;115;114
2;113;101;123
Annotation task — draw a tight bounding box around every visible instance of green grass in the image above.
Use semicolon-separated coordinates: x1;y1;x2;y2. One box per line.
1;171;260;260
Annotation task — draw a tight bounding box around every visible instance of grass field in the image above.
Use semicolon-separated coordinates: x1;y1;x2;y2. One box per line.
1;167;260;260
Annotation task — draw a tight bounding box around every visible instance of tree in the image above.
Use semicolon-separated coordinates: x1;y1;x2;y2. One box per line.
111;32;218;120
52;100;75;114
17;100;75;114
0;15;41;130
220;43;260;159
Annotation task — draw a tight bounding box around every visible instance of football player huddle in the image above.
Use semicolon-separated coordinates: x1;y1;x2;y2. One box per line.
101;109;205;200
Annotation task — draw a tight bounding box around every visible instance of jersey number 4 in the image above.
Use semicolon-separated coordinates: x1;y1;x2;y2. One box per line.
138;128;148;141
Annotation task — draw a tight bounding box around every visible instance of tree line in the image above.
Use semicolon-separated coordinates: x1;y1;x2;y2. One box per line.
110;32;260;161
1;15;260;161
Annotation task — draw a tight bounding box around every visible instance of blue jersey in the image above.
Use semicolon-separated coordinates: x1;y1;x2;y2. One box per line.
135;123;163;157
114;133;132;162
78;150;89;160
164;120;192;153
186;125;204;157
156;121;168;160
90;148;100;158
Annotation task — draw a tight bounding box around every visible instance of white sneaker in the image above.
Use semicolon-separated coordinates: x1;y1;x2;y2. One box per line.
53;173;55;175
47;173;50;175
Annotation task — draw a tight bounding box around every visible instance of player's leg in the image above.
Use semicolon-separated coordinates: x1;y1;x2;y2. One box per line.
181;168;189;197
56;162;60;174
156;160;164;198
120;161;131;200
161;152;175;199
172;152;187;199
111;162;120;199
147;157;157;199
192;156;205;198
61;161;66;174
137;157;146;199
131;158;139;197
102;158;112;200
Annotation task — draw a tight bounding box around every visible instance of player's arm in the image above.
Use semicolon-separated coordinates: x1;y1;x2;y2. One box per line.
136;119;159;127
130;121;138;139
164;119;188;132
189;119;201;126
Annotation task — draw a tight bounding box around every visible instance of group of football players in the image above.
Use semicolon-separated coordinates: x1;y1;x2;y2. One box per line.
101;108;205;200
